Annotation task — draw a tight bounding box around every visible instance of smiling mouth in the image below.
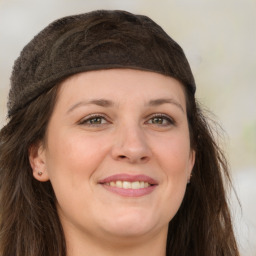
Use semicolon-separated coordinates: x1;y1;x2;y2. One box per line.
98;174;158;196
103;181;152;189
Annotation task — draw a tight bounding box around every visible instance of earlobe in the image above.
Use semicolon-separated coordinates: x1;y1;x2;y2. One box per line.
29;142;50;182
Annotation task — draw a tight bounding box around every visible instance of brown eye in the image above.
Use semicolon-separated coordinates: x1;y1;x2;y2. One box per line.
147;114;174;126
88;117;104;124
151;117;165;125
79;115;108;126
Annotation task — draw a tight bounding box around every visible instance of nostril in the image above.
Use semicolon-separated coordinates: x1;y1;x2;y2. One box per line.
117;155;149;162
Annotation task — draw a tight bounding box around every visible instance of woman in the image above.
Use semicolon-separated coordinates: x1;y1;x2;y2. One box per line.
0;10;239;256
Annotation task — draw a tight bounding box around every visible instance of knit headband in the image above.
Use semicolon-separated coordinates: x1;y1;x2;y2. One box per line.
7;10;196;117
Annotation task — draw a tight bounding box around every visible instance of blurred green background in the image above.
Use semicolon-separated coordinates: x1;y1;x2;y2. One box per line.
0;0;255;255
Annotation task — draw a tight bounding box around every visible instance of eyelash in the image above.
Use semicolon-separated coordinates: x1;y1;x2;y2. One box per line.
78;113;175;127
146;113;175;126
79;114;110;126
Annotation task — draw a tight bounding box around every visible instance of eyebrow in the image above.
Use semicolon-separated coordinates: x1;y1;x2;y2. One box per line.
67;99;114;114
67;98;184;114
147;98;184;113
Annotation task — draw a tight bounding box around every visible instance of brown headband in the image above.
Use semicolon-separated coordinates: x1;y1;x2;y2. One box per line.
8;10;196;117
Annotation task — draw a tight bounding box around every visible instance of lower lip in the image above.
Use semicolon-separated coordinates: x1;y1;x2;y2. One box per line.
101;184;157;197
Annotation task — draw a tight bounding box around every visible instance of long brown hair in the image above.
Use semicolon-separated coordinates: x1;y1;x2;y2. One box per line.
0;87;66;256
166;89;240;255
0;10;239;256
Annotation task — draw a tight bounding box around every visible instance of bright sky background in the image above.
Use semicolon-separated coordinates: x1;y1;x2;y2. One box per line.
0;0;255;255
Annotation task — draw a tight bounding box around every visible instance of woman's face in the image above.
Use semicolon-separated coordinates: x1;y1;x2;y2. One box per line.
31;69;195;243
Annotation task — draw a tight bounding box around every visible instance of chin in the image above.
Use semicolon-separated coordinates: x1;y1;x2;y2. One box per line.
99;210;162;238
103;223;154;239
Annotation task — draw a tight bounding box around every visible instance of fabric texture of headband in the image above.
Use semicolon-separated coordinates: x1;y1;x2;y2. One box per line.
8;10;196;117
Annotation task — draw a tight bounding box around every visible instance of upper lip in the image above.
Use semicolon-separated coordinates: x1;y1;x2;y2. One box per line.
98;173;158;185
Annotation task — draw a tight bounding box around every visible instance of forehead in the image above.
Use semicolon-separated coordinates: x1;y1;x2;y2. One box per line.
56;69;186;108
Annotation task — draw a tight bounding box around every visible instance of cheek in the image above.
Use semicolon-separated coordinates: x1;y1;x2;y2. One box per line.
157;132;192;177
44;132;110;222
46;131;108;174
45;131;115;224
153;133;191;219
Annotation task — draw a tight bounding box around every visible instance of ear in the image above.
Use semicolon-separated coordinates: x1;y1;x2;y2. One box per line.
187;149;196;183
29;141;50;182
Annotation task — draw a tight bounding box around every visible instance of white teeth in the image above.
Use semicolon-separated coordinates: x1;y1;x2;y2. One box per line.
106;181;151;189
123;181;131;189
131;181;140;189
116;181;122;188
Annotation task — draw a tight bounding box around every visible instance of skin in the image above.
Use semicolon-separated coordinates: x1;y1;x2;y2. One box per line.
29;69;195;256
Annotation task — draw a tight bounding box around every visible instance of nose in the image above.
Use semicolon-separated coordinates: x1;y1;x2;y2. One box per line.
111;125;152;164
